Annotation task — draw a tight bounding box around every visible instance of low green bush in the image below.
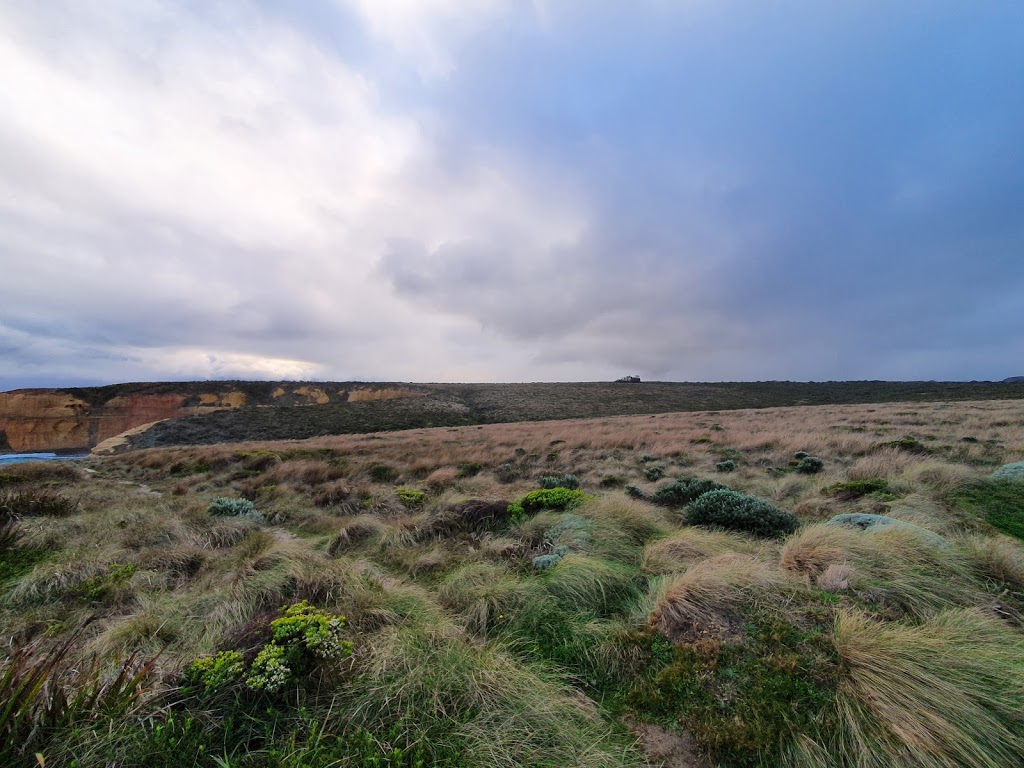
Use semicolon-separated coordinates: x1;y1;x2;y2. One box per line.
643;465;666;481
794;456;825;474
183;650;245;695
538;474;581;490
519;488;587;512
625;485;645;499
716;460;736;473
824;479;891;499
396;487;428;507
685;490;799;537
494;463;520;483
72;563;137;603
182;602;354;696
207;497;263;522
794;451;809;460
882;436;931;454
369;464;398;483
651;478;727;508
991;462;1024;481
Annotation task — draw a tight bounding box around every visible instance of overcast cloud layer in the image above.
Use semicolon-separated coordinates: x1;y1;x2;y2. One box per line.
2;1;1023;389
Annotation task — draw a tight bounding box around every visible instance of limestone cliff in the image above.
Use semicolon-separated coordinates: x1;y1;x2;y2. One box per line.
0;392;91;453
0;382;427;453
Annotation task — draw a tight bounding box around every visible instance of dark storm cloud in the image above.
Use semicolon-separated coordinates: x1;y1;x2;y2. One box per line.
378;1;1024;380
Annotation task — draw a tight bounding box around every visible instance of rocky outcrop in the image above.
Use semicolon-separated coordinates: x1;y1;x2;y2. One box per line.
347;387;425;402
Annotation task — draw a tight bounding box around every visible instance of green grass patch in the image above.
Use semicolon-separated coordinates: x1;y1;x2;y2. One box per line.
0;547;48;589
824;479;893;500
628;613;840;767
951;479;1024;540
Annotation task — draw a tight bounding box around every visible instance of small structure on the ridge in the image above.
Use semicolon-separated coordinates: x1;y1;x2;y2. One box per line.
615;375;642;383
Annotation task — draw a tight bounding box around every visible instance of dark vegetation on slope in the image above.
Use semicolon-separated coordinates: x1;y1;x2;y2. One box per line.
118;380;1024;449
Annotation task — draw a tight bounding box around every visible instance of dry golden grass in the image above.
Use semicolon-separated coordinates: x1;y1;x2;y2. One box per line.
642;528;762;575
650;553;796;641
5;396;1024;767
828;608;1024;767
960;534;1024;591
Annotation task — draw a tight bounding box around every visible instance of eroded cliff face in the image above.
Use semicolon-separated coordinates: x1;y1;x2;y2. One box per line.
0;390;246;452
0;392;91;452
0;383;429;453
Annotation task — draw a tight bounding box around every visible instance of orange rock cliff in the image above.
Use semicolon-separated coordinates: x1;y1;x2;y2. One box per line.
0;383;424;453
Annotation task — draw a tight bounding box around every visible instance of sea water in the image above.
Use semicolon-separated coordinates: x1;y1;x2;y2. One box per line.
0;452;89;466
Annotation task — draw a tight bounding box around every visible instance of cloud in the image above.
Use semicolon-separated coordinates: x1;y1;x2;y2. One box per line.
1;0;1022;388
0;0;580;385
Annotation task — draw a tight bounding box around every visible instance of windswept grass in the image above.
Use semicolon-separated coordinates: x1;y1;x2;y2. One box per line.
822;609;1024;768
2;396;1023;766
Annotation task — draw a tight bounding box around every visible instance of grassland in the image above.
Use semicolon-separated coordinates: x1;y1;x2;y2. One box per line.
114;379;1024;448
2;398;1024;767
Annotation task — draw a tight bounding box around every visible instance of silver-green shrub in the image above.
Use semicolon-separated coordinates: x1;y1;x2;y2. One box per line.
685;489;799;537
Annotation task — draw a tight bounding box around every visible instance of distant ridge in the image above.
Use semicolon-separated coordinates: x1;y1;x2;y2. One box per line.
5;380;1024;454
1004;376;1024;383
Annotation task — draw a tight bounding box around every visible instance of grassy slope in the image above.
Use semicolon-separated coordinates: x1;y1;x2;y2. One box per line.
1;398;1023;767
128;380;1024;448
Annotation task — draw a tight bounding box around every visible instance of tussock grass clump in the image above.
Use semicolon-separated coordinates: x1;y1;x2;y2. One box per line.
368;463;398;483
881;435;932;455
0;487;79;518
437;562;537;637
540;554;639;616
650;554;794;643
265;459;347;487
5;556;125;607
425;466;459;490
959;534;1024;591
0;635;156;764
327;515;386;555
311;479;352;508
0;460;84;487
642;527;760;575
0;507;22;552
781;523;979;618
420;499;512;538
685;489;799;538
345;622;640;767
580;495;672;546
826;609;1024;768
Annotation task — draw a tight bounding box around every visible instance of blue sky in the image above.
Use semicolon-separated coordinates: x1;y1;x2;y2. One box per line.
1;1;1022;388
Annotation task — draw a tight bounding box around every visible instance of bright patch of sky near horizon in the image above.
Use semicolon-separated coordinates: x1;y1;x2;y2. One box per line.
1;0;1022;388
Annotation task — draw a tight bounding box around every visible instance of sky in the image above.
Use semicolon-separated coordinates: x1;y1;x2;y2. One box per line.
1;0;1023;389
